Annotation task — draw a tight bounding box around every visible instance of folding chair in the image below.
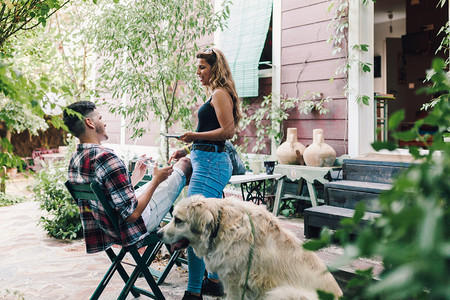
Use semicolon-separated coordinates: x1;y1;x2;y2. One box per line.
133;174;188;285
65;180;166;300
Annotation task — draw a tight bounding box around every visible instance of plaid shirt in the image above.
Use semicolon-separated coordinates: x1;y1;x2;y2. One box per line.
68;143;148;253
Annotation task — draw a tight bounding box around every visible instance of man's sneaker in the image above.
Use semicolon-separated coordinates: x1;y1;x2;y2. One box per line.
201;277;224;296
181;291;203;300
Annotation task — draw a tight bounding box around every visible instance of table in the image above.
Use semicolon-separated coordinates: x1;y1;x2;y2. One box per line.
228;172;281;205
272;164;341;216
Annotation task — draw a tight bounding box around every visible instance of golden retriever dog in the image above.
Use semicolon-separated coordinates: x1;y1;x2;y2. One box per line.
157;195;343;300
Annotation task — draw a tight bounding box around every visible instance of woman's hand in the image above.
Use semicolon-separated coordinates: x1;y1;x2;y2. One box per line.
178;132;197;143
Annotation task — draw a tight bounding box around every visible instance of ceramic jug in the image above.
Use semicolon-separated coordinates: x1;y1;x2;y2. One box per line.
303;129;336;167
275;128;306;165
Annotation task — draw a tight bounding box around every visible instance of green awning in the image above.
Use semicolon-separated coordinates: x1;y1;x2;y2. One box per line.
220;0;273;98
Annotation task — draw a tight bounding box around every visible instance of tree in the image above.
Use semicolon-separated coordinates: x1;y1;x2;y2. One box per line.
0;0;97;192
9;0;97;103
91;0;230;161
0;0;71;47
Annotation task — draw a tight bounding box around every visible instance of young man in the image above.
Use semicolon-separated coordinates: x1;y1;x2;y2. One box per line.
63;100;192;253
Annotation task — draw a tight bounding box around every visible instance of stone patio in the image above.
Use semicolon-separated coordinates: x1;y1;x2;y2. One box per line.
0;174;382;299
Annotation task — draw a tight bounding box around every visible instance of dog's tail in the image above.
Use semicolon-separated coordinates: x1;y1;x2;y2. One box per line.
263;286;319;300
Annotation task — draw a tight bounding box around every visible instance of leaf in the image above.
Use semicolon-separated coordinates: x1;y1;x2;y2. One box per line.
392;130;417;141
388;110;405;130
362;95;370;105
353;202;365;223
360;44;369;52
432;57;445;71
372;141;397;151
303;239;328;251
362;63;371;73
317;290;335;300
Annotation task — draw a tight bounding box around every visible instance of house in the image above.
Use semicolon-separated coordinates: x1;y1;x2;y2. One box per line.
99;0;448;159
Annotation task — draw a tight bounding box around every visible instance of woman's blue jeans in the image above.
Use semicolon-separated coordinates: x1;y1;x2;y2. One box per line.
186;149;232;294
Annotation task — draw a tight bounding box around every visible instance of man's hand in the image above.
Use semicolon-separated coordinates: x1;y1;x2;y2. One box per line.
151;164;174;185
131;155;150;186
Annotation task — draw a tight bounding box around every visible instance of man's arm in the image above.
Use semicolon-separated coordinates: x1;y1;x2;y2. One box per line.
97;151;172;224
125;164;173;223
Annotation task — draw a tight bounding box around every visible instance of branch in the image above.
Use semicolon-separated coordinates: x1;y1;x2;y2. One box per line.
22;0;71;31
53;11;78;88
148;23;168;117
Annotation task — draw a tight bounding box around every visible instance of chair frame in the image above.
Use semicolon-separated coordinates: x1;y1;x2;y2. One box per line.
65;180;167;300
132;174;188;284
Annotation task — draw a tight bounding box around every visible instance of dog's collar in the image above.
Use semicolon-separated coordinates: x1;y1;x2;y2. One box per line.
209;209;222;243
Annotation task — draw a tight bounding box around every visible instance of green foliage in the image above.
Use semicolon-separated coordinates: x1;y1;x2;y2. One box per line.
0;289;25;300
241;93;330;153
90;0;231;161
0;98;48;134
304;58;450;299
280;198;298;217
0;0;71;47
327;0;372;105
436;20;450;66
0;192;26;207
33;161;82;240
0;0;97;191
355;94;370;106
7;0;98;107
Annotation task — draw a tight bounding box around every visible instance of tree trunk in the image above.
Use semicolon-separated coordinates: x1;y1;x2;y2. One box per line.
0;166;6;193
161;122;170;163
0;128;11;193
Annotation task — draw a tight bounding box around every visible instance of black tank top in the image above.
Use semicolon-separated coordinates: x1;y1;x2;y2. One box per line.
194;97;225;147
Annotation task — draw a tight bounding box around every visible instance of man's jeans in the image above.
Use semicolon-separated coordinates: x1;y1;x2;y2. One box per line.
137;167;186;232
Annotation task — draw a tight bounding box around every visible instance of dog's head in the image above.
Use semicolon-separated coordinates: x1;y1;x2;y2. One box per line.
157;195;222;256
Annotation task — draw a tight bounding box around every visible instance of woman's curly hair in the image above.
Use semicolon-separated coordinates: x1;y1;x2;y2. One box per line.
197;47;242;128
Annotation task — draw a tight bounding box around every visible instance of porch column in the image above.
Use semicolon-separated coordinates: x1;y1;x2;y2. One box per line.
271;0;281;155
347;0;375;157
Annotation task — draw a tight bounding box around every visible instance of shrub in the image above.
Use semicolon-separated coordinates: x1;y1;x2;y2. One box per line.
33;161;82;240
0;192;26;207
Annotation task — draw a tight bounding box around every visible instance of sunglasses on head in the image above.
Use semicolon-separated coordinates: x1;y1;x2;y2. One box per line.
205;48;217;58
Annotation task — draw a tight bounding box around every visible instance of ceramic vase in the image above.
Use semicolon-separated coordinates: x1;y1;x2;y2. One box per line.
275;128;306;165
303;129;336;167
250;160;262;174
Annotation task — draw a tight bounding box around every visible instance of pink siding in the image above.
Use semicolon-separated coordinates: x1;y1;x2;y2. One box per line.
282;79;346;99
283;0;329;12
281;41;345;65
282;2;332;29
282;21;330;47
280;0;348;156
288;99;347;120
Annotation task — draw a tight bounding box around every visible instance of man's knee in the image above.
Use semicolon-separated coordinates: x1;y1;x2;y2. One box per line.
174;157;192;177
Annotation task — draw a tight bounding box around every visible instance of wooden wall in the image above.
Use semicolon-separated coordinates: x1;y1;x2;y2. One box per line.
280;0;348;156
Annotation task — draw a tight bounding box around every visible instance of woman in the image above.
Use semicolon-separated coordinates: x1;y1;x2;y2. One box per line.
170;47;242;300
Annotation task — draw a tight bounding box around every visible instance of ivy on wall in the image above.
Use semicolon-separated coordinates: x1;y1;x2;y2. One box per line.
327;0;374;105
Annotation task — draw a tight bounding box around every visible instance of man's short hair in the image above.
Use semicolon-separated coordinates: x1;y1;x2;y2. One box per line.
63;101;96;137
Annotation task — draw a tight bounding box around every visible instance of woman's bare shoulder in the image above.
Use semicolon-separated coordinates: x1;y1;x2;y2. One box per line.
211;89;232;109
212;88;229;97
